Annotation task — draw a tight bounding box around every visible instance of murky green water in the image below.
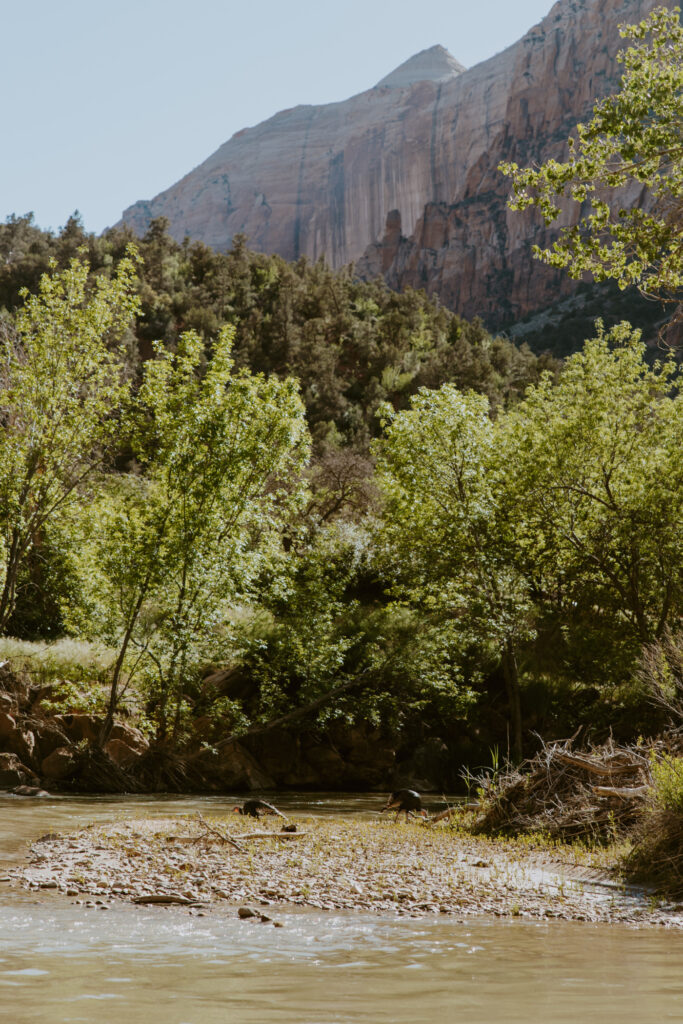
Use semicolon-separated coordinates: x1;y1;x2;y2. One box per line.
1;794;682;1023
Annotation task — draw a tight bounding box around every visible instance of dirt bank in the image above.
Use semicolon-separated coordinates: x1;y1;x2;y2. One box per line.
6;814;683;928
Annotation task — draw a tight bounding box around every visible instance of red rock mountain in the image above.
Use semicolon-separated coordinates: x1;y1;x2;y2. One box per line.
119;0;670;328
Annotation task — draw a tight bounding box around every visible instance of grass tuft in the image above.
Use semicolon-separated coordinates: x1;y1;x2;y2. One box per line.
622;755;683;897
0;637;115;686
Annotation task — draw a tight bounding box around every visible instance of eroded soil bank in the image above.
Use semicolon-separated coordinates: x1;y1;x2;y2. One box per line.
6;814;683;928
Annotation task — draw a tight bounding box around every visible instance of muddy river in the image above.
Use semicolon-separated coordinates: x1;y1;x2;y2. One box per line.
1;794;681;1023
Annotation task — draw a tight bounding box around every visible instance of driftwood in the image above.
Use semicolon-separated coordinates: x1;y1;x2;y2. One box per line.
591;785;650;800
430;804;480;824
471;738;653;841
239;831;309;840
553;751;644;777
195;812;245;852
133;893;197;905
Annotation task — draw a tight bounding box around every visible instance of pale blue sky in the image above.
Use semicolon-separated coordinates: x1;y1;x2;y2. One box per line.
2;0;554;235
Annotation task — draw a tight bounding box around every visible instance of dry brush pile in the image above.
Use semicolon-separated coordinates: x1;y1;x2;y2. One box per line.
470;738;653;842
469;736;683;896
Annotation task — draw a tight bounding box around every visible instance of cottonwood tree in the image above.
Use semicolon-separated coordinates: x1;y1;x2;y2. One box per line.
501;6;682;320
72;326;310;743
374;386;531;761
0;254;139;632
504;323;682;674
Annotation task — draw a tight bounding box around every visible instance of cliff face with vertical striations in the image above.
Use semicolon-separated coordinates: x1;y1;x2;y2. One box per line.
358;0;664;327
118;0;669;328
119;44;467;269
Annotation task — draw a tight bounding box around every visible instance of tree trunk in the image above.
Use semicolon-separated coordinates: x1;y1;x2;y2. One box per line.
98;591;148;747
0;530;23;631
99;642;129;748
502;637;523;764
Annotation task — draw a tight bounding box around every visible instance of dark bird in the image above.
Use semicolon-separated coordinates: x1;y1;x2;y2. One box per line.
381;789;428;822
233;798;287;819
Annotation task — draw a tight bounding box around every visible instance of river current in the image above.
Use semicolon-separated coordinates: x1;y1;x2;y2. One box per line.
1;793;681;1023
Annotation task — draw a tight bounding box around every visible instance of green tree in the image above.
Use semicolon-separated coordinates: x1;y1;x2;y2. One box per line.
242;525;365;723
504;324;682;675
374;386;531;760
501;6;682;312
72;325;309;743
236;515;474;749
0;254;140;631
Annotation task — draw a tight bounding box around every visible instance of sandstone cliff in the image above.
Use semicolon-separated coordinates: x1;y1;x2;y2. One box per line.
118;0;670;327
359;0;666;327
120;43;466;269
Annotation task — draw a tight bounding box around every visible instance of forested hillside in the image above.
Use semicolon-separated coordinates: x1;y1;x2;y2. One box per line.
0;214;551;448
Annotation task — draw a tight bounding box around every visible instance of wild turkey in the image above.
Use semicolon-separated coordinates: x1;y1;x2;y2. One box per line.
381;789;428;822
233;798;287;819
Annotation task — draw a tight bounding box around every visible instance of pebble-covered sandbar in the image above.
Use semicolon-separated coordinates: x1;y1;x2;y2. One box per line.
6;814;683;928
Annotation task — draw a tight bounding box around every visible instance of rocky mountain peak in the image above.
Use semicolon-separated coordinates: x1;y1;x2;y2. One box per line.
118;0;666;329
374;44;466;89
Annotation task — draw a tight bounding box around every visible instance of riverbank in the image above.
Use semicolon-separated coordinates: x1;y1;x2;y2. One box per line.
6;813;683;928
0;656;444;795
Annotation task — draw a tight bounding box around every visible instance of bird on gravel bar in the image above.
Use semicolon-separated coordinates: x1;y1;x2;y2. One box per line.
233;798;287;819
381;789;428;822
